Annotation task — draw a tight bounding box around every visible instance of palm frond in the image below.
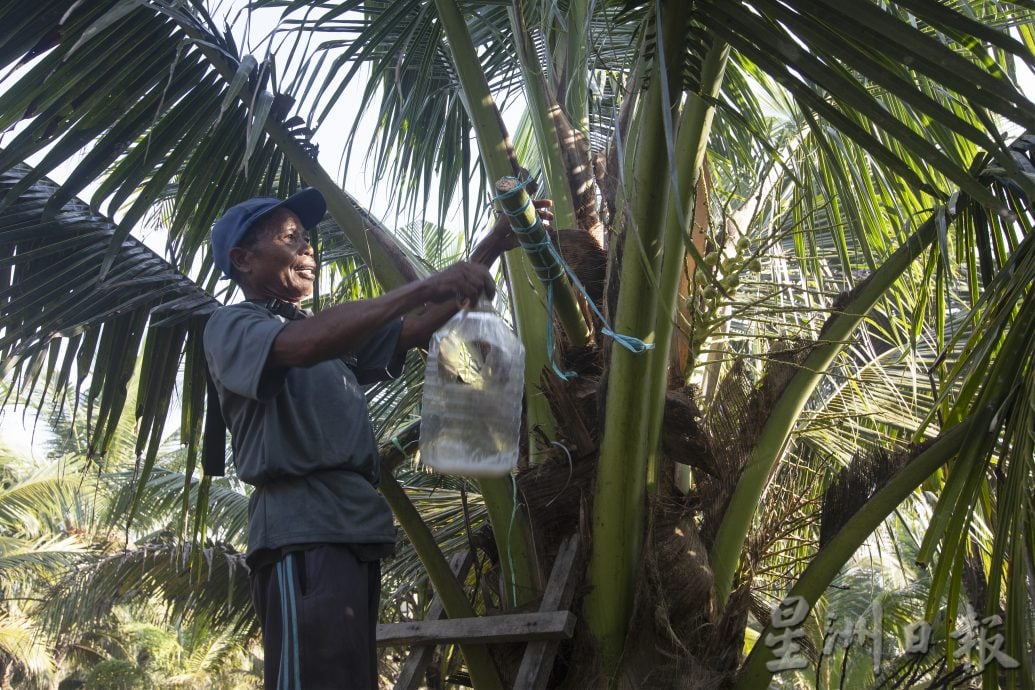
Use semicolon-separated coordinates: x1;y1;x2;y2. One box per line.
0;534;89;585
0;0;317;282
102;466;249;550
0;459;86;537
39;538;254;642
0;613;55;688
0;165;217;472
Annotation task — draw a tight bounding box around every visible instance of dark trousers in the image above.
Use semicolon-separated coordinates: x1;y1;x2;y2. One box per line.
251;545;381;689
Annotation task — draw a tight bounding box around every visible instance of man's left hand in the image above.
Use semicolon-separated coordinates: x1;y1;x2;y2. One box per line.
489;199;554;253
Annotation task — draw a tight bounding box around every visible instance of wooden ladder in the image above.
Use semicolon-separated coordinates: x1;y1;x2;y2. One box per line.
377;534;581;690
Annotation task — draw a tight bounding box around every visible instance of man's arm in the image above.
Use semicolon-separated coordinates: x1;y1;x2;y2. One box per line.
269;262;496;369
395;199;554;353
272;199;553;368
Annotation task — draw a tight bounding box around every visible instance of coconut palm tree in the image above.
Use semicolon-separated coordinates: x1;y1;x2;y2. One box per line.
2;1;1035;688
0;380;262;688
0;445;89;688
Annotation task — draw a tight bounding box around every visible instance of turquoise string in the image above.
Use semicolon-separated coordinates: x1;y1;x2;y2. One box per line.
491;177;654;379
390;436;405;455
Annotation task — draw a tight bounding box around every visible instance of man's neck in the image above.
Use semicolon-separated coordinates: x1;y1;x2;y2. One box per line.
240;282;302;308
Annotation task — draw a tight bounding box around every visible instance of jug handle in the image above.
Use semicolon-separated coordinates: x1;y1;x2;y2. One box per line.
457;290;492;312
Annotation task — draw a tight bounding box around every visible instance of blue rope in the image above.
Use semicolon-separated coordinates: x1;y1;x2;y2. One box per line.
390;435;416;456
491;176;654;378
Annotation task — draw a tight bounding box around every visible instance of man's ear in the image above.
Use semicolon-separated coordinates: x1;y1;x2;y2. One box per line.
229;246;251;277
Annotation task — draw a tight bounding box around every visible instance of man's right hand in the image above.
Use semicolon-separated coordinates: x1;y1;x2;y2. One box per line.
422;262;496;308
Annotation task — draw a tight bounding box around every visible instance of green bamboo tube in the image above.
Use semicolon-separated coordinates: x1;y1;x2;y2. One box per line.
494;176;592;349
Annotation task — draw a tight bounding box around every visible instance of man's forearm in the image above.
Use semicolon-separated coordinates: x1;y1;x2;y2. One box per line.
470;232;505;267
270;281;432;368
271;258;498;367
396;300;463;353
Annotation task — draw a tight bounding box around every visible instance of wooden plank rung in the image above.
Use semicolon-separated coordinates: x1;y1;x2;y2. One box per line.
377;610;575;647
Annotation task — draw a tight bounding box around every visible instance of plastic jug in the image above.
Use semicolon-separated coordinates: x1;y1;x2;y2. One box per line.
419;302;525;477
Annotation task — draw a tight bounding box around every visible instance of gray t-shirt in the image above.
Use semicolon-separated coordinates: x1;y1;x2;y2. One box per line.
203;301;403;558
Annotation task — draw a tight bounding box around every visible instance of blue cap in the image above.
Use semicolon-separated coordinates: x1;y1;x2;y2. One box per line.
210;188;327;279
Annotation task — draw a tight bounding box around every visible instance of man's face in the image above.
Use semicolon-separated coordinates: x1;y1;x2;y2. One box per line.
230;208;317;305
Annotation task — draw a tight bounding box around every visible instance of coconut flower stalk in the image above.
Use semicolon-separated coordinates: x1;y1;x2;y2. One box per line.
494;176;592;350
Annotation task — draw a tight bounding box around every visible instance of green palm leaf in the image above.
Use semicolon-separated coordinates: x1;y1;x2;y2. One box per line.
0;165;217;470
39;538;254;640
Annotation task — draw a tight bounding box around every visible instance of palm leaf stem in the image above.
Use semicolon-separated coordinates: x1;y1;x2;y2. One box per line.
432;0;558;454
734;335;1026;690
429;0;516;188
432;0;576;607
475;476;543;609
551;1;601;236
377;467;504;690
709;202;948;607
507;1;578;230
583;0;691;676
643;39;730;494
561;0;591;133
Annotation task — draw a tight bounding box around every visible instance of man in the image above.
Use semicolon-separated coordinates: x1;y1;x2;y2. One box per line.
203;187;550;689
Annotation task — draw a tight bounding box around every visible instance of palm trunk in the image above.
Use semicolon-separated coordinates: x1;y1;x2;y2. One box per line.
583;1;692;675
